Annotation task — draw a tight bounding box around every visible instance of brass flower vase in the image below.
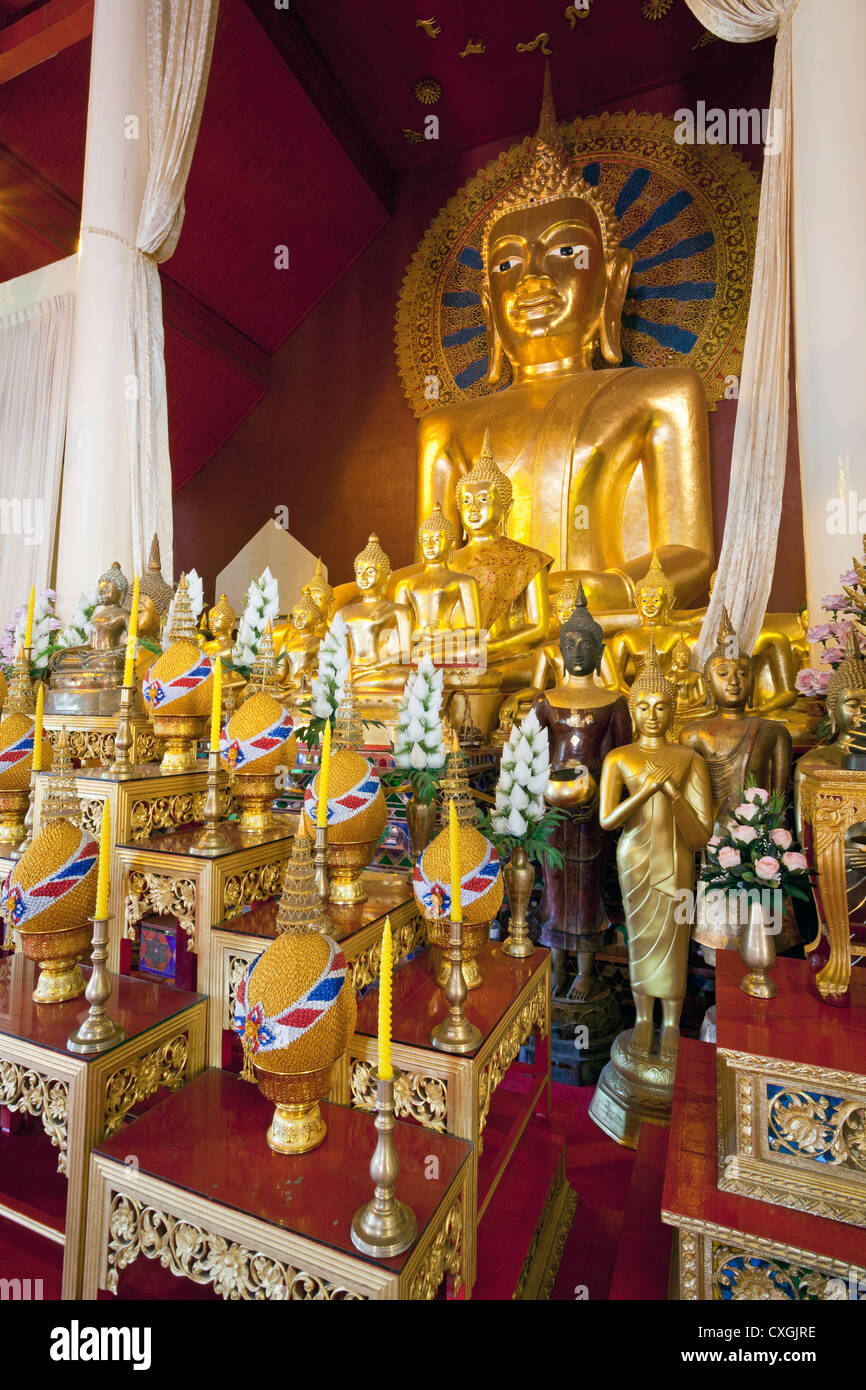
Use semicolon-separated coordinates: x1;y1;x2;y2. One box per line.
0;789;30;848
253;1062;333;1155
405;794;437;873
739;899;777;999
18;921;92;1004
501;844;535;958
327;838;378;906
151;712;207;772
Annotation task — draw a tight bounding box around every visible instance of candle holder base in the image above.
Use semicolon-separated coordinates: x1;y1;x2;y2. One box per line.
430;1015;482;1054
67;1015;127;1055
351;1199;417;1258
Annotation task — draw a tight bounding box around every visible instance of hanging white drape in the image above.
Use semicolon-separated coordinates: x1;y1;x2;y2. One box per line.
0;291;75;619
126;0;219;579
685;0;798;662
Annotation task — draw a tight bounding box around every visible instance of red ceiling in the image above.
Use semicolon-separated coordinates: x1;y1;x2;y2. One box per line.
0;0;757;493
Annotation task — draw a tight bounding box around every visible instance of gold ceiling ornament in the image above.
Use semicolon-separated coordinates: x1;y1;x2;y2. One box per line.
642;0;674;18
41;727;81;827
414;77;441;105
565;1;594;24
395;109;759;417
416;17;441;38
458;39;485;58
403;129;424;144
516;33;552;55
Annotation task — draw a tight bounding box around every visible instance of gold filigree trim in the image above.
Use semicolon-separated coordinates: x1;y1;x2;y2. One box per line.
125;872;197;949
407;1190;463;1299
349;914;426;993
712;1241;849;1301
103;1034;189;1138
350;1059;447;1133
105;1192;364;1299
130;787;235;843
223;860;286;919
0;1060;68;1174
477;981;547;1142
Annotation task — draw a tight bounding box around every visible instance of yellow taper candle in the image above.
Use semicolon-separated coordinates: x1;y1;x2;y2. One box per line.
32;683;44;772
210;657;222;752
316;719;332;829
95;799;111;920
23;585;35;650
122;574;139;689
378;914;393;1080
449;797;462;923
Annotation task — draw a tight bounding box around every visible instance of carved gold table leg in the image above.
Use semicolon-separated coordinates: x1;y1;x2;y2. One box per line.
810;826;852;1001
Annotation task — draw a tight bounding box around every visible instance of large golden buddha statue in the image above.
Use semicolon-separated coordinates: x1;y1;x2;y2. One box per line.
416;69;713;616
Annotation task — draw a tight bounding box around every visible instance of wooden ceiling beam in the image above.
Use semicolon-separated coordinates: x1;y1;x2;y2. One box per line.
0;142;270;389
243;0;394;215
0;0;93;85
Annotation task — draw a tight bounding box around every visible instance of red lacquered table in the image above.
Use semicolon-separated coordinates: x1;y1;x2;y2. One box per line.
83;1069;473;1300
208;868;426;1068
662;1039;866;1299
332;941;551;1223
0;952;205;1298
715;951;866;1227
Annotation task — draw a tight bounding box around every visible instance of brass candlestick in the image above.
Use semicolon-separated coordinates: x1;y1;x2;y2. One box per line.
111;683;136;776
192;749;232;856
351;1074;417;1257
11;764;37;862
431;915;482;1054
314;823;329;902
67;916;126;1054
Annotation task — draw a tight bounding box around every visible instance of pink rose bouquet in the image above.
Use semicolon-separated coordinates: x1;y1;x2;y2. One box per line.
700;778;812;903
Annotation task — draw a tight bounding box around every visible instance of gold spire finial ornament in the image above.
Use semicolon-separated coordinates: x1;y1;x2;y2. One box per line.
276;823;337;939
168;574;198;643
41;728;81;826
418;502;456;548
438;727;478;827
635;550;677;607
6;645;34;714
332;668;364;752
629;636;676;710
354;534;391;584
140;534;173;615
482;62;622;271
458;430;514;518
249;620;284;703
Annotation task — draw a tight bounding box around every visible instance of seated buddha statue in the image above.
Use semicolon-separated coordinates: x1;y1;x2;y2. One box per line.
275;591;327;695
199;593;246;713
47;562;131;712
602;553;696;693
416;67;713;620
669;636;707;717
392;503;482;660
336;534;413;717
493;578;579;731
273;556;333;655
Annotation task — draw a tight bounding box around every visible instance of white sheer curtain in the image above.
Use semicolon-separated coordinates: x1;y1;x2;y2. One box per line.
126;0;219;578
685;0;798;662
0;290;75;620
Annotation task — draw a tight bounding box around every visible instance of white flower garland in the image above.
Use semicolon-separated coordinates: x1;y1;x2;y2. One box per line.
393;656;446;771
310;612;350;720
492;708;550;839
232;567;280;668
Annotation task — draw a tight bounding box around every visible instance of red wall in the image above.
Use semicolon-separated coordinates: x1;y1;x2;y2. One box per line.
175;42;805;614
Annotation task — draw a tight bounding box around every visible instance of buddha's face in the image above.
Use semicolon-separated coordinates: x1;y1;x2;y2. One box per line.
561;630;601;678
485;197;626;372
98;577;120;606
421;527;451;564
707;655;753;710
458;477;502;537
632;690;673;739
292;604;313;633
209;607;231;638
355;561;386;596
138;596;160;639
553;595;575;626
835;687;866;736
637;586;670;624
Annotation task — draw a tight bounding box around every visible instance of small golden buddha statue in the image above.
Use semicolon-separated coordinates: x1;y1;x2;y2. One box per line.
47;562;131;712
275;591;327;698
598;641;713;1063
602;552;694;693
305;557;334;624
795;628;866;835
201;593;236;660
336;535;413;717
450;431;551;688
416;67;713;613
392;503;482;656
273;557;333;655
679;609;792;835
670;636;707;716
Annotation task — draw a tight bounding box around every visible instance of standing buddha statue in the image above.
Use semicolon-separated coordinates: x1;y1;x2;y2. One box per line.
416;66;713;613
533;583;630;1004
591;642;712;1145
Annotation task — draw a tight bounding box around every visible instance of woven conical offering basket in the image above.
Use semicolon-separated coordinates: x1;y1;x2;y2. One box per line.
302;748;387;905
222;691;296;833
144;640;213;771
4;817;98;1002
414;822;503;989
235;929;356;1153
0;711;53;848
